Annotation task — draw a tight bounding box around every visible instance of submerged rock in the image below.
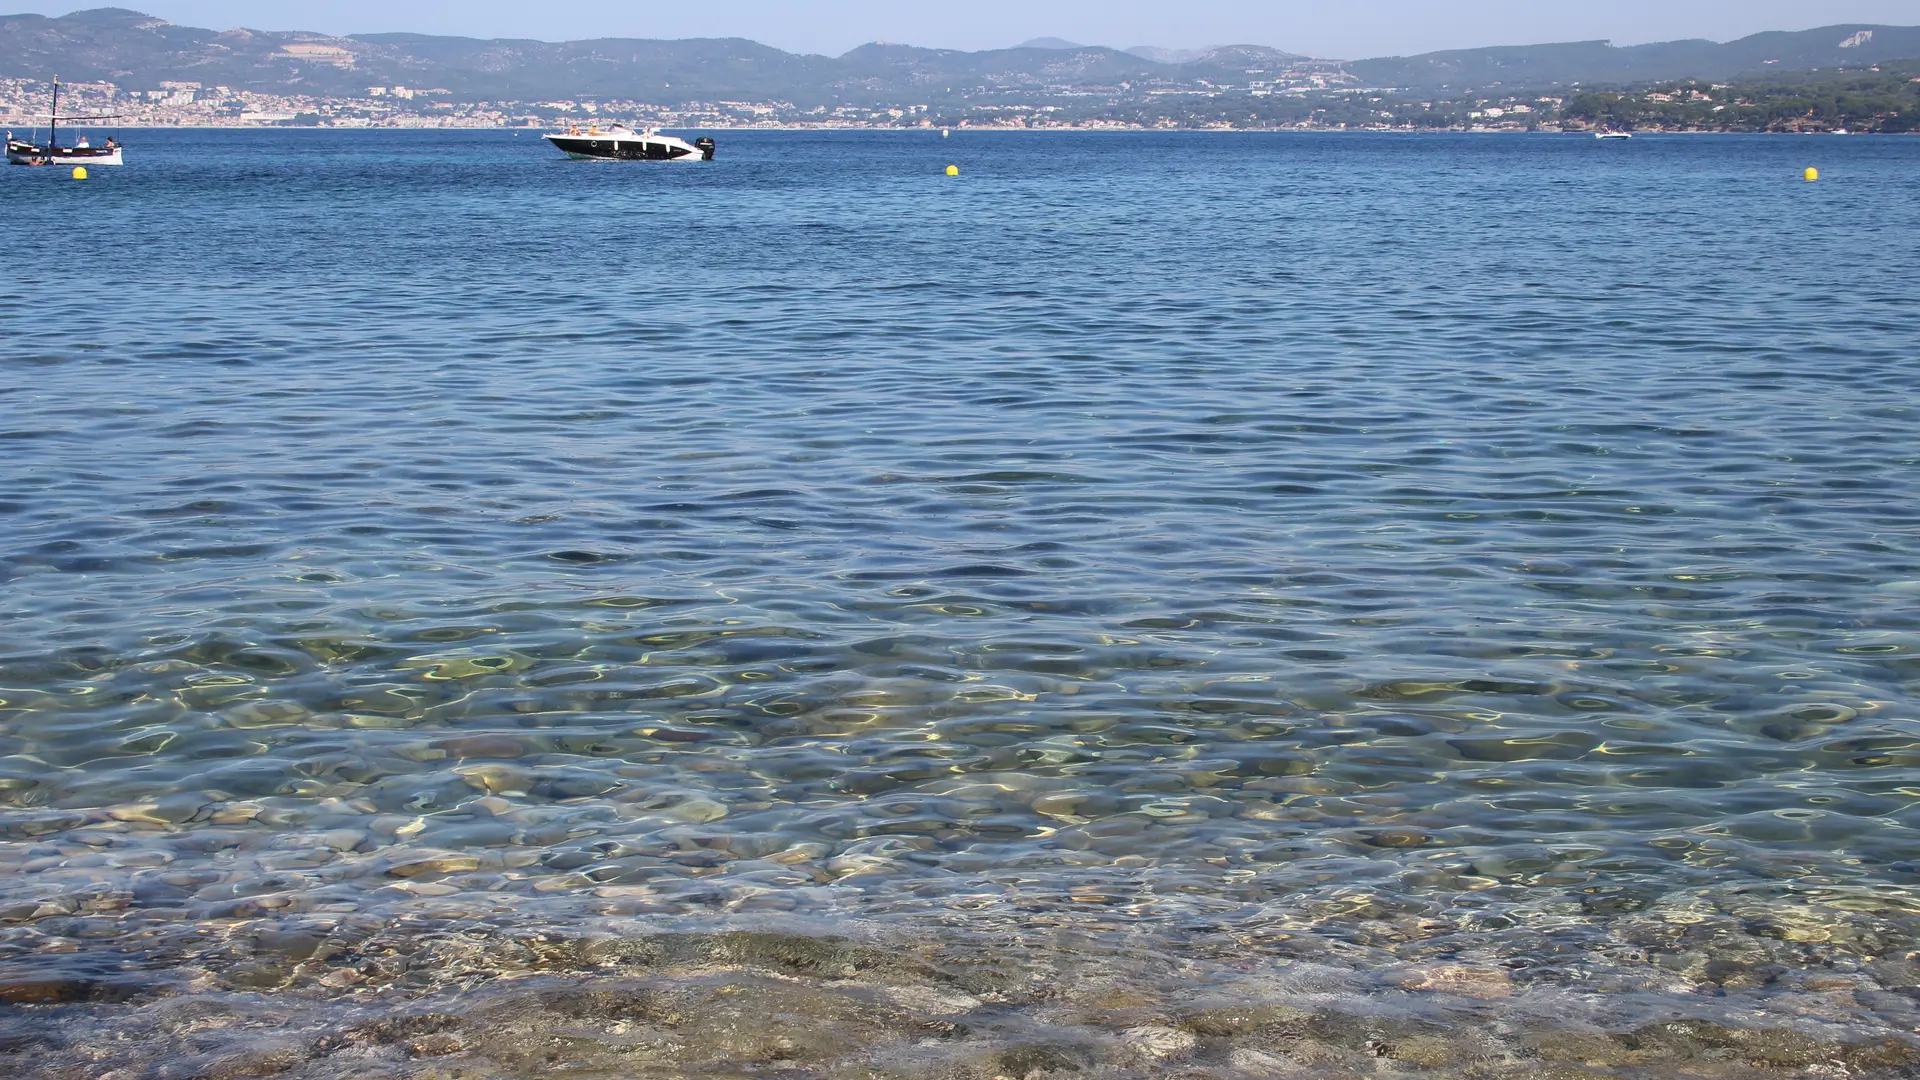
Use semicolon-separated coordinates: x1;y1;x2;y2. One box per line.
0;926;1918;1079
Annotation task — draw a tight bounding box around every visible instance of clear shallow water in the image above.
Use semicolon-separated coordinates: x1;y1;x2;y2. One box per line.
2;129;1920;1076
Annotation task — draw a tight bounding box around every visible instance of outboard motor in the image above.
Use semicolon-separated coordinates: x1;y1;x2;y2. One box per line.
694;137;716;161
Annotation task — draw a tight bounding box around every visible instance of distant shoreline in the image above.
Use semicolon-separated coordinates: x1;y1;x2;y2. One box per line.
6;124;1907;135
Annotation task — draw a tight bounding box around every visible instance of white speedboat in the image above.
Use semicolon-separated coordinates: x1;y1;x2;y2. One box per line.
7;78;124;166
1593;131;1633;141
544;124;714;162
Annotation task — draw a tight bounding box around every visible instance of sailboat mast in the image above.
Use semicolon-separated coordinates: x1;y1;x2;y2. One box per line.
49;77;57;150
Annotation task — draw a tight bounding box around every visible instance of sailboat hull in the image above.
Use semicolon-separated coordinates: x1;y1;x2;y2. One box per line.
7;139;123;166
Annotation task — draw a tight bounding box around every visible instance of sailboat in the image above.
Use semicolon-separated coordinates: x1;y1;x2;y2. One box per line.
6;77;124;166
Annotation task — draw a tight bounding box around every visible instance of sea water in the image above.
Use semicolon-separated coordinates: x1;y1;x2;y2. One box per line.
2;129;1918;1077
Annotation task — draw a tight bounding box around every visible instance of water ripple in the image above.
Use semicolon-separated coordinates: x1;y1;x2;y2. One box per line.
0;131;1918;1061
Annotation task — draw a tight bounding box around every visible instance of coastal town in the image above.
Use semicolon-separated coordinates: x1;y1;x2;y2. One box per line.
0;73;1581;132
1;10;1912;135
6;71;1905;132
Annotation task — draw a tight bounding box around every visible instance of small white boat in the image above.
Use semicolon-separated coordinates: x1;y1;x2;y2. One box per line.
544;123;714;162
7;78;124;166
1594;131;1633;141
6;134;122;166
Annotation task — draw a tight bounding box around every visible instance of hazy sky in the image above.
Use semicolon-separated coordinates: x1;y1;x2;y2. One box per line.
43;1;1920;58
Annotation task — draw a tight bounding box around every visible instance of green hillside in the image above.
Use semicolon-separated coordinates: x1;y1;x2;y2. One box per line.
1349;24;1920;91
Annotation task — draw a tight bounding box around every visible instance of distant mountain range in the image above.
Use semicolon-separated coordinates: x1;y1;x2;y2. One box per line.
2;8;1916;104
0;8;1314;104
1017;39;1213;66
1348;25;1920;89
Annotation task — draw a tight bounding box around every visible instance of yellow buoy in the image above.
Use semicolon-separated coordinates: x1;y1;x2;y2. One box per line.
945;164;959;177
71;166;87;180
1804;167;1819;182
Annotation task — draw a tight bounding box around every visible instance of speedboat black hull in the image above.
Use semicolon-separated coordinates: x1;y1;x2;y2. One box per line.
544;133;714;162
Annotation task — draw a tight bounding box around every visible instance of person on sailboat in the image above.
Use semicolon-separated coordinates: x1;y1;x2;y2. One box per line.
76;136;89;148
